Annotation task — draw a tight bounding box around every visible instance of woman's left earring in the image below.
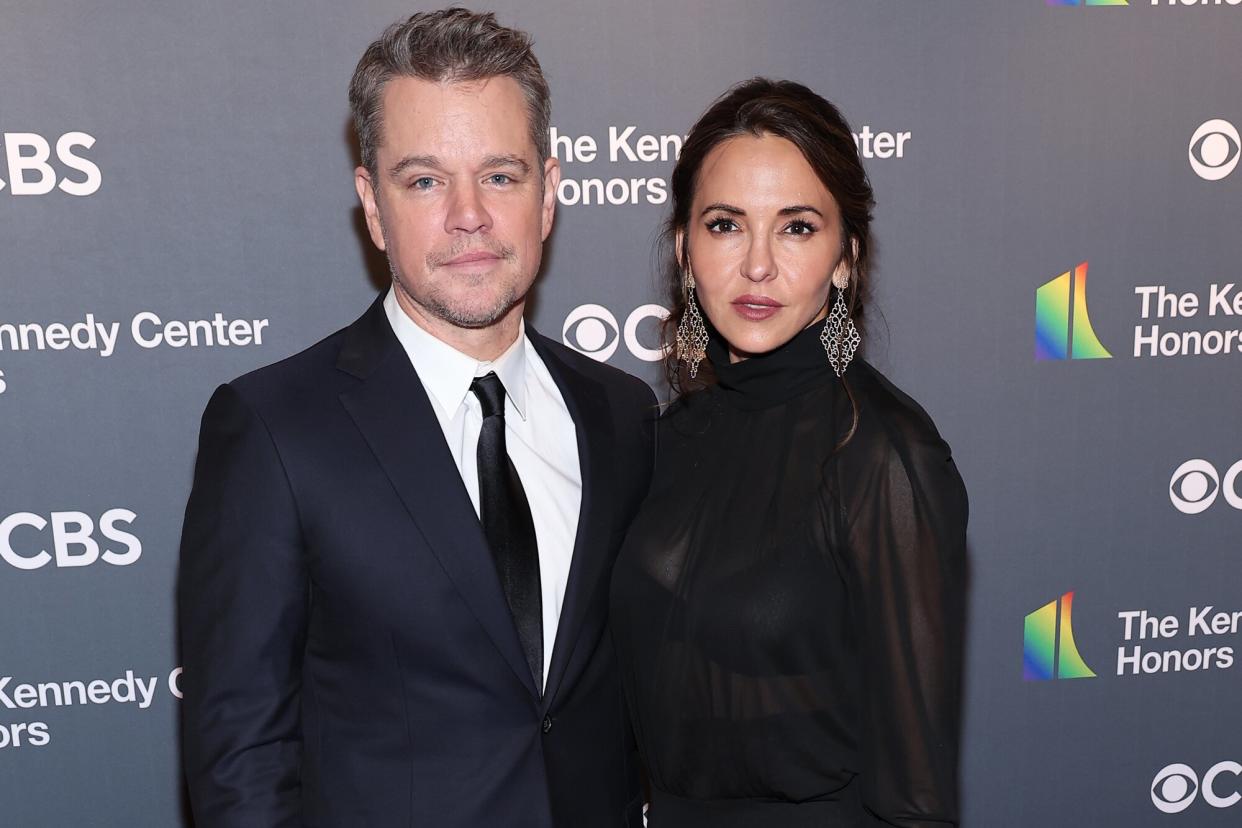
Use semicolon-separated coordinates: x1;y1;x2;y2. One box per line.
677;269;708;379
821;270;860;378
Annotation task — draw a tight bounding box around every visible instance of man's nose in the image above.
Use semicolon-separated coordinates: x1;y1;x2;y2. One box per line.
444;183;492;234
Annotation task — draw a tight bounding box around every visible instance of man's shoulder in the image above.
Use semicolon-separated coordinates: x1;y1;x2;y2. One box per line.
217;301;380;425
230;326;345;396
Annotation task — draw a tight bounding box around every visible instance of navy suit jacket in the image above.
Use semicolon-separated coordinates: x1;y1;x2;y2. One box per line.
178;295;655;827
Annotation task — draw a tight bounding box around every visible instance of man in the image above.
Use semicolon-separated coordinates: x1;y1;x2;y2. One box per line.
178;9;653;827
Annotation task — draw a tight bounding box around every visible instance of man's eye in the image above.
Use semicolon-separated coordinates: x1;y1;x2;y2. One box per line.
488;174;512;185
412;177;436;190
706;218;738;233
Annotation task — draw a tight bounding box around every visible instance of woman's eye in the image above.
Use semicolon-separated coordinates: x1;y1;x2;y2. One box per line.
706;217;738;233
785;220;817;236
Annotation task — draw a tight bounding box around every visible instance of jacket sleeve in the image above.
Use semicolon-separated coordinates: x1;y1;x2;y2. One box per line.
178;382;308;827
845;417;968;827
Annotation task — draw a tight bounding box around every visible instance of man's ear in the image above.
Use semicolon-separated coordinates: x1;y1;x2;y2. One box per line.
355;166;386;251
540;157;561;241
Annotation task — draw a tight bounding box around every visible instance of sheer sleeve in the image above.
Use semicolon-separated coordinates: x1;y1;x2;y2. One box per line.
841;405;968;827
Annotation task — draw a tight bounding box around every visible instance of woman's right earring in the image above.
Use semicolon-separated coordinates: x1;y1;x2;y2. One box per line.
820;286;860;378
677;276;708;380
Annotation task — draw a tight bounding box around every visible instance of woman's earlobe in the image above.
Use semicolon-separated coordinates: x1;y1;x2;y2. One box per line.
832;261;850;291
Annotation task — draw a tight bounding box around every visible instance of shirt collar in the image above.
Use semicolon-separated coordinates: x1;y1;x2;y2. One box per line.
383;287;529;421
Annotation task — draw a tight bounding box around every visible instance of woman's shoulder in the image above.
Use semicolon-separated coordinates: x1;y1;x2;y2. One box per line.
657;383;720;421
839;360;969;566
840;360;960;480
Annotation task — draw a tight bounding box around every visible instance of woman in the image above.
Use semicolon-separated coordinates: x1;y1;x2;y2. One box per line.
610;78;968;827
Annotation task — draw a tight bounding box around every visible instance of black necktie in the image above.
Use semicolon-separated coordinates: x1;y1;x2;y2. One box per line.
470;372;543;692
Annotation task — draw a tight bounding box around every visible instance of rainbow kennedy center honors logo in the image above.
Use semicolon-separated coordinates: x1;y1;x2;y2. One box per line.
1023;591;1097;680
1035;262;1112;361
1025;591;1240;680
1036;262;1242;361
1049;1;1242;8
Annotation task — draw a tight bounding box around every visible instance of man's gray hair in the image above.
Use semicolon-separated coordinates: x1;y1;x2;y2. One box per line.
349;7;552;177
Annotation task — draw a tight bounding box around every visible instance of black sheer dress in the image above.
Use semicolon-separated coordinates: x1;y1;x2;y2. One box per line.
610;323;967;827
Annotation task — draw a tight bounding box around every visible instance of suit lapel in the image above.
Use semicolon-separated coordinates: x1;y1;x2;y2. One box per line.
531;333;617;708
336;297;540;699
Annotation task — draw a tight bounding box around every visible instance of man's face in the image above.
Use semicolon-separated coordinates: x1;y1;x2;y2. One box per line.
356;75;559;330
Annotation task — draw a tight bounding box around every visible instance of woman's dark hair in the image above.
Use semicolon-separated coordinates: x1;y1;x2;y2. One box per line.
661;78;875;438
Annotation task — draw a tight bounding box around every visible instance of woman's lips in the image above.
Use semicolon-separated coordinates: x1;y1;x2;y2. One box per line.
731;295;783;321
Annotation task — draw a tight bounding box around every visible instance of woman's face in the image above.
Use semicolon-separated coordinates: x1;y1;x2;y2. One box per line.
682;133;847;363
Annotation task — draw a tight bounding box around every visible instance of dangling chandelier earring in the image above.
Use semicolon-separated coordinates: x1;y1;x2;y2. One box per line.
676;265;708;379
820;265;860;377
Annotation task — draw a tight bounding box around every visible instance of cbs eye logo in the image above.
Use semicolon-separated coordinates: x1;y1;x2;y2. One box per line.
1169;459;1242;514
1188;119;1240;181
562;303;670;363
1151;761;1242;814
1153;764;1199;814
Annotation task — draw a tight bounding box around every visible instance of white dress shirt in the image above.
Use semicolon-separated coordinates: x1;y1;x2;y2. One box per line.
384;288;581;689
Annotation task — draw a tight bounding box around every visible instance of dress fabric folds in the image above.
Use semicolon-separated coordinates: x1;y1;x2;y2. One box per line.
610;323;968;827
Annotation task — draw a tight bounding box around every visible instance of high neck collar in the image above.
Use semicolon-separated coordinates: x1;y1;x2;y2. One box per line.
707;321;836;410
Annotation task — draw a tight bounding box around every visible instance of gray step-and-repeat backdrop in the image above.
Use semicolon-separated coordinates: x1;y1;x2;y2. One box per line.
2;1;1240;825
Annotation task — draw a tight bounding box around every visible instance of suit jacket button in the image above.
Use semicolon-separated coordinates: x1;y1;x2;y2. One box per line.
542;716;553;734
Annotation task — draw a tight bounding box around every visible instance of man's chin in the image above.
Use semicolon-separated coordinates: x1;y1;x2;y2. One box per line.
448;314;508;330
433;296;522;330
